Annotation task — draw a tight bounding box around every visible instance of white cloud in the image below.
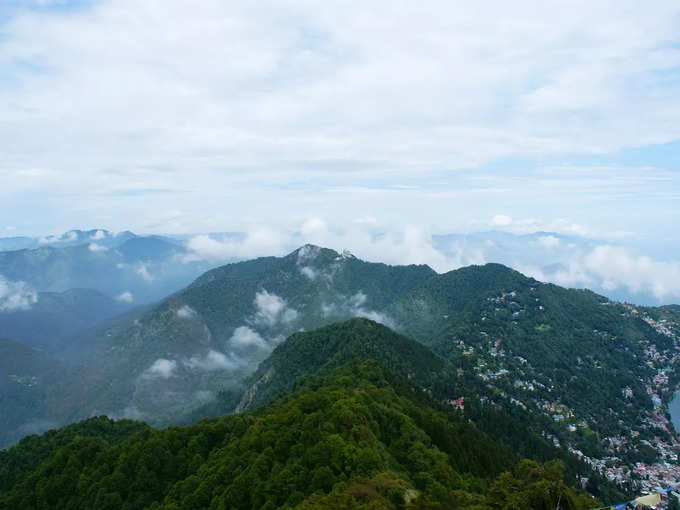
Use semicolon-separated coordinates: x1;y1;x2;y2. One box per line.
346;291;395;328
184;350;239;371
184;228;290;262
1;2;678;237
90;229;106;240
253;290;298;326
142;358;177;379
88;242;107;252
490;215;513;227
354;309;394;327
0;276;38;312
116;290;134;303
135;263;153;282
537;235;560;249
583;246;680;300
322;290;396;328
229;326;268;349
522;245;680;302
186;218;486;273
299;266;318;280
176;304;197;319
297;243;321;263
349;291;367;309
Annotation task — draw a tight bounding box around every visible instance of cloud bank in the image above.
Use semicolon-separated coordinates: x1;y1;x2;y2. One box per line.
182;218;680;305
522;246;680;302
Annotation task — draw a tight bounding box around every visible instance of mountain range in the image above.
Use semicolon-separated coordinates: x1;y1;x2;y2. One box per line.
0;229;225;308
1;243;679;506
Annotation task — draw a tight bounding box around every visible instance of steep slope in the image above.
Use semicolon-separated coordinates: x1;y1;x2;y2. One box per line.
0;288;130;353
0;360;599;510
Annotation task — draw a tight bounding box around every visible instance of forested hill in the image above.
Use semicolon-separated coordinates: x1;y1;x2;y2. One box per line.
0;360;598;510
235;318;450;413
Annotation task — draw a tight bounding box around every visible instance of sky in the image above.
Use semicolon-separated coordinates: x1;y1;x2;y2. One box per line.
0;1;679;302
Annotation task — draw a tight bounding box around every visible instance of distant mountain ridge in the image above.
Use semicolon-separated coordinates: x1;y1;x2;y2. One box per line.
0;230;221;305
0;288;129;353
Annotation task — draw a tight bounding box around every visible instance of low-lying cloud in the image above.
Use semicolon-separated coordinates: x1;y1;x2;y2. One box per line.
116;291;134;303
135;263;153;282
142;358;177;379
184;219;481;273
183;228;290;262
253;290;298;326
521;245;680;302
184;350;240;371
229;326;268;349
322;291;395;328
0;275;38;312
88;242;107;252
176;305;197;319
179;217;680;304
537;235;560;249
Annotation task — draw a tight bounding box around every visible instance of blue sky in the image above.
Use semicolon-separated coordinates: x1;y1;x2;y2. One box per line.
0;1;679;302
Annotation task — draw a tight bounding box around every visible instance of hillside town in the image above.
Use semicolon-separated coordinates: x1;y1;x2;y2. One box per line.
450;292;680;500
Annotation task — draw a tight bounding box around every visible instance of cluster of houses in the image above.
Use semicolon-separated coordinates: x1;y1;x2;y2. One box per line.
471;296;680;499
450;289;680;501
572;305;680;495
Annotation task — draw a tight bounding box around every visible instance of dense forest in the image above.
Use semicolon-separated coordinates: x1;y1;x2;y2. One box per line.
0;360;600;510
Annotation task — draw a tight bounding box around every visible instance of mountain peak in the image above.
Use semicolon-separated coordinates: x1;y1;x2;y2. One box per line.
286;244;340;263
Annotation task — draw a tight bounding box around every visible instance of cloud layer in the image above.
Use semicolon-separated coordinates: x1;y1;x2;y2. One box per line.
181;218;680;305
0;1;678;237
522;246;680;302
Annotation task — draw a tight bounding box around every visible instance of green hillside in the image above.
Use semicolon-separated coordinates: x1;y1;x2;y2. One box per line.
59;246;436;426
235;318;450;413
0;360;598;510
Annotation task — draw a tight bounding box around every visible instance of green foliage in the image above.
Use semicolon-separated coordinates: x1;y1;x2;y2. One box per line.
239;318;449;412
0;361;598;510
